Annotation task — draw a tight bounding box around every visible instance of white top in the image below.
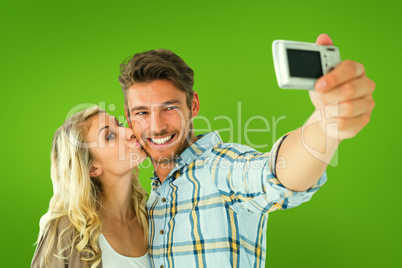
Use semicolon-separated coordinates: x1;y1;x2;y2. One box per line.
99;233;151;268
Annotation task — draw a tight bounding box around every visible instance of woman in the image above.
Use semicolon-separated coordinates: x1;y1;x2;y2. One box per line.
31;105;150;268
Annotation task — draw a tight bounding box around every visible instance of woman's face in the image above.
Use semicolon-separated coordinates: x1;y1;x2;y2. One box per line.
86;112;147;177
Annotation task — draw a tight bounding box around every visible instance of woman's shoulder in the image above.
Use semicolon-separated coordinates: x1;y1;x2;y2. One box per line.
54;215;74;235
42;215;74;244
31;215;96;268
38;214;71;232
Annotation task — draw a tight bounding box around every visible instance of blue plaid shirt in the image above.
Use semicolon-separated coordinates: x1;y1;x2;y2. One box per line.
147;131;327;268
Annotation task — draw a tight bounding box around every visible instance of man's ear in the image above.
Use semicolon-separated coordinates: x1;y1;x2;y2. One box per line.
191;92;200;118
124;105;132;128
89;165;103;177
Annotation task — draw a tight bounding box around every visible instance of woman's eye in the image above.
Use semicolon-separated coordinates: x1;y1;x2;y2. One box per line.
118;122;124;127
106;133;115;141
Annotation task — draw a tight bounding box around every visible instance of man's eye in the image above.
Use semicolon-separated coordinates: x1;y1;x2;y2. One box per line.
166;106;178;111
107;133;115;141
136;111;148;115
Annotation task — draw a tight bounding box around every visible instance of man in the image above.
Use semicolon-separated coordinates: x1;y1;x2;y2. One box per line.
118;34;375;268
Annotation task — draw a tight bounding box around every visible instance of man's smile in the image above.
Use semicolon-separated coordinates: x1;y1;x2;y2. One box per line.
146;134;176;147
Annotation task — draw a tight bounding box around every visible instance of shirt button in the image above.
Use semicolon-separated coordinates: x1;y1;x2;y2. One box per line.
160;230;164;235
160;265;164;268
161;197;166;202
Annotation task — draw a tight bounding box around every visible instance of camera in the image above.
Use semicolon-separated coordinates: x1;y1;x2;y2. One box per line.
272;40;341;90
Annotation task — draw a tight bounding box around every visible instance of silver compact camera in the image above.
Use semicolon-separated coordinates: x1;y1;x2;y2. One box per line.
272;40;341;90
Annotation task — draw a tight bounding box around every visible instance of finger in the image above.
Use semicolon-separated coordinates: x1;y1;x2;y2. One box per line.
315;33;333;46
325;110;372;139
325;95;375;118
338;111;372;137
315;60;366;92
321;76;376;104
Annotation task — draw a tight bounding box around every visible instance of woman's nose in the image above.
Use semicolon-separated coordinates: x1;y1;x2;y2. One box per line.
123;126;135;141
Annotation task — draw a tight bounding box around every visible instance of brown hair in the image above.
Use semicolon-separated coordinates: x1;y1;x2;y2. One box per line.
118;49;194;117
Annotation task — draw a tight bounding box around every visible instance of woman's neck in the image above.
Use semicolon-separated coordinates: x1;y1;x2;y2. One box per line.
100;171;134;224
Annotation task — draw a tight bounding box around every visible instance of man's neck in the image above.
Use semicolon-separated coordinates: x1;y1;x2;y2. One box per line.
154;162;175;183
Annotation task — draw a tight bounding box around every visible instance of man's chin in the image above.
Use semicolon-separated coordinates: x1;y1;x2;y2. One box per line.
143;136;191;166
147;151;177;164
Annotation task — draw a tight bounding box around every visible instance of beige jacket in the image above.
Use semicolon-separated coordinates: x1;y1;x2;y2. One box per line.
31;217;103;268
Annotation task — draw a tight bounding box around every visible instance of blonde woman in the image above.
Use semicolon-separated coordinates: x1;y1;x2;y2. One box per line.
31;106;150;268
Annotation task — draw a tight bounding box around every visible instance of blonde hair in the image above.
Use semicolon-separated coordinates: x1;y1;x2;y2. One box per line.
37;105;148;268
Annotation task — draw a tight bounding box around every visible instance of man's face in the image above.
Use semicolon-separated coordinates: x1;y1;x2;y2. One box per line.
126;79;199;165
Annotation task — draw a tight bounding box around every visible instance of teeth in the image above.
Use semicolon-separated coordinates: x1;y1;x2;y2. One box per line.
151;135;173;145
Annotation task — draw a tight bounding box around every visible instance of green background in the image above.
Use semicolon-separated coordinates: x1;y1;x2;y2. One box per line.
1;0;401;267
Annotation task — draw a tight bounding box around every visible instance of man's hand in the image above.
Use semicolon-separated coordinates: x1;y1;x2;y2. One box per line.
275;34;376;191
308;34;376;141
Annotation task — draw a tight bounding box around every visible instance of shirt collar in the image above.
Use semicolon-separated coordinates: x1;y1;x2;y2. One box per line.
178;130;222;166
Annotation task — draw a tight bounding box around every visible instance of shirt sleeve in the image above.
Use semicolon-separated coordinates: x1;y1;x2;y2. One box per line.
220;133;327;214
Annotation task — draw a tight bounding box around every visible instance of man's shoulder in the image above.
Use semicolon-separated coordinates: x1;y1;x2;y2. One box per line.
209;141;262;160
194;131;266;164
197;131;259;155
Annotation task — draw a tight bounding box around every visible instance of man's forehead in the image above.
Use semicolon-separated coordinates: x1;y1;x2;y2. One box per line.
127;81;186;107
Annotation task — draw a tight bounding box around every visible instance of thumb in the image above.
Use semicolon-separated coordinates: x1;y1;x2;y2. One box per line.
314;34;334;92
315;33;333;46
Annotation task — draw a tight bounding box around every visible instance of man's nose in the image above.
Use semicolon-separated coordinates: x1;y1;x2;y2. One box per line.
150;112;168;134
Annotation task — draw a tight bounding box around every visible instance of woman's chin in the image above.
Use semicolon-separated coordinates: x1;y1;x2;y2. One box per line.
128;151;148;168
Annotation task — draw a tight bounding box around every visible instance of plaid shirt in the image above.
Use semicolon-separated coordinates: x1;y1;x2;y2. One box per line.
147;131;327;268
